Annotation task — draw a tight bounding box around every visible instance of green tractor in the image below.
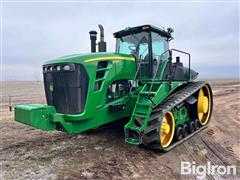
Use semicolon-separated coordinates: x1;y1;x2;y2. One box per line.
14;24;213;151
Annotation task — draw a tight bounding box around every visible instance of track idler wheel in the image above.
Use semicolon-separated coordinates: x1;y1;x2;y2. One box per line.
197;85;212;125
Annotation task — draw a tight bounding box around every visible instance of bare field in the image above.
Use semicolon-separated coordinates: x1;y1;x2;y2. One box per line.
0;79;240;180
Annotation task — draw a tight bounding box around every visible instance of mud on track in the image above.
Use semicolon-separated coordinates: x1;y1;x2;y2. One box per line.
0;79;239;179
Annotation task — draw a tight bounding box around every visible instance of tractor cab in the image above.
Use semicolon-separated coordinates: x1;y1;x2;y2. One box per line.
114;25;173;79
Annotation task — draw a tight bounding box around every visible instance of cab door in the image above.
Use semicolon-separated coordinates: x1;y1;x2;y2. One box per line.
150;32;169;79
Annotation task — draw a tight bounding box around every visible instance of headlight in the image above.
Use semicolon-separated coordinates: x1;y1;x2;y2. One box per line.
63;65;70;71
56;65;61;71
49;66;53;71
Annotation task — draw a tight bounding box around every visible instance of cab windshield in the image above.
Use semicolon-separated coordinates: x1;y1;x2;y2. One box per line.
116;32;149;60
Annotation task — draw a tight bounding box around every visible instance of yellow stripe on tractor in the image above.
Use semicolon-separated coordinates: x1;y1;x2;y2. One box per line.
84;56;135;63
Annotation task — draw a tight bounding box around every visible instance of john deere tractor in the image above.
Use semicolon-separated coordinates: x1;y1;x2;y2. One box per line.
14;24;213;151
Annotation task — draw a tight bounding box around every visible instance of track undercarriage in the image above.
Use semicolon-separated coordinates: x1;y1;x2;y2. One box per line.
125;81;213;151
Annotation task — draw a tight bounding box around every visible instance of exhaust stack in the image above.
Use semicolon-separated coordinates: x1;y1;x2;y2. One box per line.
98;24;107;52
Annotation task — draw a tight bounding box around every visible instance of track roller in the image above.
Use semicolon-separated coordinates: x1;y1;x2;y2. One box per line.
175;126;183;141
182;124;188;138
188;121;195;134
194;119;200;130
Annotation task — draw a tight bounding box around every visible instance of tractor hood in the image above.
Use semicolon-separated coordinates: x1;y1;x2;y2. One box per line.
44;52;135;65
42;52;136;115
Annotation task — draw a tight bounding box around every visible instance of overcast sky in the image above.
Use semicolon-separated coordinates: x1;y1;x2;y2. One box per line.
2;1;239;80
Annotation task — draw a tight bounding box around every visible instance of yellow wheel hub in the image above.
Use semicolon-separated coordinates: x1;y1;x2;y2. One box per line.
160;112;175;148
161;123;170;134
197;85;212;125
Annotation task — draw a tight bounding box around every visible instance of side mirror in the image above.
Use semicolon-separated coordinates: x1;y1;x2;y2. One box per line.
167;27;174;34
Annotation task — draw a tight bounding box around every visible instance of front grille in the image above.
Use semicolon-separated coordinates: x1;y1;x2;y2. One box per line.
43;64;88;114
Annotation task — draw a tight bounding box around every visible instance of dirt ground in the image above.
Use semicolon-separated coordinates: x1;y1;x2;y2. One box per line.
0;79;239;180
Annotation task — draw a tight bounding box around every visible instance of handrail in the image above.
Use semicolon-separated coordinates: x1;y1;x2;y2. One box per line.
171;49;191;81
130;48;191;104
129;57;144;93
148;48;191;103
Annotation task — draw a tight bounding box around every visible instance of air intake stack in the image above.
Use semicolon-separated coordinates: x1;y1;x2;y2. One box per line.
89;30;97;53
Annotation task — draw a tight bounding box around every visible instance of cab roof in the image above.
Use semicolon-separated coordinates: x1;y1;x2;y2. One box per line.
113;24;172;39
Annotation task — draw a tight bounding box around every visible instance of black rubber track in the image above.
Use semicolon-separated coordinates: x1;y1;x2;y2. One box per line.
140;81;213;152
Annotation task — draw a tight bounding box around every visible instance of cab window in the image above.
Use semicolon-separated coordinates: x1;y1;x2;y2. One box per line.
151;32;169;75
151;32;168;59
